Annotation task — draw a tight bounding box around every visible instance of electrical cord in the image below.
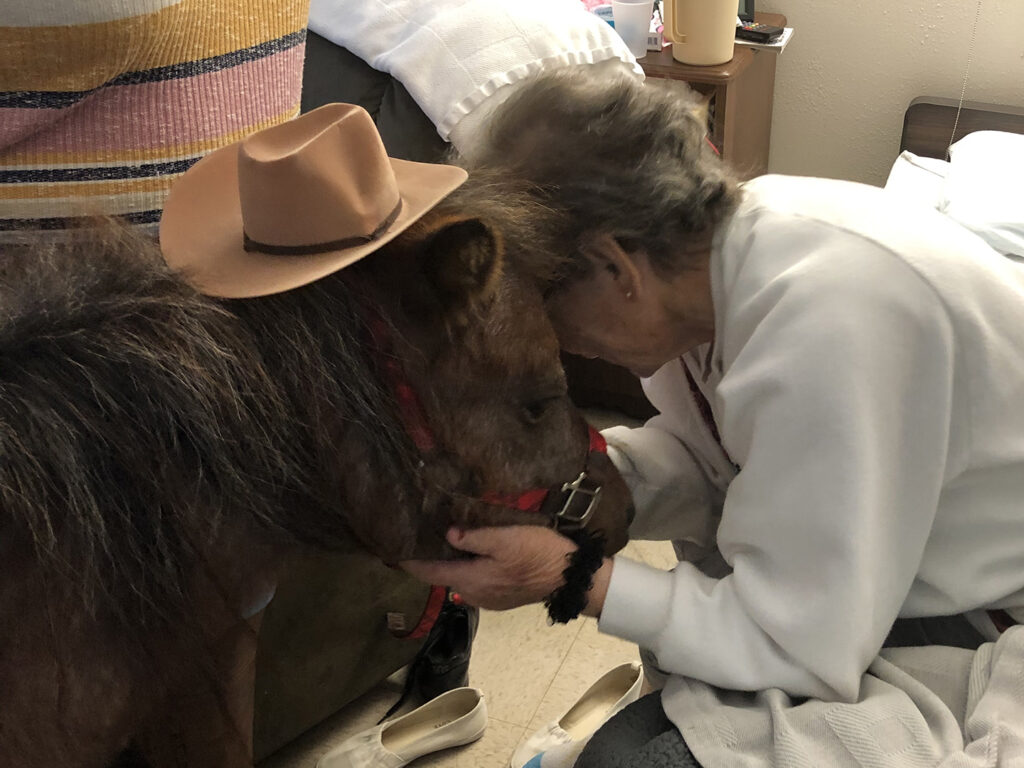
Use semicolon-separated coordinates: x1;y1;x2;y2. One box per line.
947;0;984;160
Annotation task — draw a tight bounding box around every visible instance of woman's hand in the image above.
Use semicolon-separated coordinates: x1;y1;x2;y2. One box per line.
401;525;601;612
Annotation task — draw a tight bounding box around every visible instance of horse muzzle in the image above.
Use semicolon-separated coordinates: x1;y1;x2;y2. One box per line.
483;426;634;555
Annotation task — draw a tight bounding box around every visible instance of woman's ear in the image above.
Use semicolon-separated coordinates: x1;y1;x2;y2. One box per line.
580;232;643;300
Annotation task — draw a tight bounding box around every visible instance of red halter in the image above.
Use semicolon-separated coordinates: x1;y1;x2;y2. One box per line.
368;312;608;533
479;426;608;532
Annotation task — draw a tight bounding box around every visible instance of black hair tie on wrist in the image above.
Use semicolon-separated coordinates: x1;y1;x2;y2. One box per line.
544;530;607;624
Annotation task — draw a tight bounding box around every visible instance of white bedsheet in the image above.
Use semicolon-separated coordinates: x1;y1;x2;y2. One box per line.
883;150;950;209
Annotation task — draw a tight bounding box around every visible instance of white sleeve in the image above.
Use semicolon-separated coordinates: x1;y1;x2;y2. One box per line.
599;231;957;701
601;414;721;544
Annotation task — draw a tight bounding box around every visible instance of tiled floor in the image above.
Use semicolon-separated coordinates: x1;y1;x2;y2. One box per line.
262;408;668;768
263;536;676;768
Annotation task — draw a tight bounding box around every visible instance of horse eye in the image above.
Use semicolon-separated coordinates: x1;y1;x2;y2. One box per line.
521;395;561;425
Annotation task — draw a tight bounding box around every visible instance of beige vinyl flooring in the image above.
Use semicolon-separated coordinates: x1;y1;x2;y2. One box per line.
262;410;675;768
263;536;677;768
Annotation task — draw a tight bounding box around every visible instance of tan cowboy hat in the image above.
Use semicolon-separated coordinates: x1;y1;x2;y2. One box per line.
160;103;468;298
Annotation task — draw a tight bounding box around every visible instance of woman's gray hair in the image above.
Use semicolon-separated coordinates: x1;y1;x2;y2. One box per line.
460;69;740;283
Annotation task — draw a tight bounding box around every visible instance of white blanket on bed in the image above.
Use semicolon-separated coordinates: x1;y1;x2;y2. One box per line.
307;0;643;142
942;131;1024;259
884;132;1024;259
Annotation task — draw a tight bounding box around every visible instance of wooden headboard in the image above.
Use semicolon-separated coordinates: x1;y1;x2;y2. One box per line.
900;96;1024;159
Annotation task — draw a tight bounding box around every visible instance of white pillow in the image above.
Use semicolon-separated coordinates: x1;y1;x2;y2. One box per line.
883;150;950;209
941;130;1024;258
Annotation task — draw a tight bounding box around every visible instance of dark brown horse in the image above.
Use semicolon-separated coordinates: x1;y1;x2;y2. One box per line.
0;178;632;768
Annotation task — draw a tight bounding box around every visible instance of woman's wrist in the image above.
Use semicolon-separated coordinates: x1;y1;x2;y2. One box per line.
582;557;613;618
544;533;608;623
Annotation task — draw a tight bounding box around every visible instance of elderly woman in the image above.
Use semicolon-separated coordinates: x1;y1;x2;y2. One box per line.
404;71;1024;767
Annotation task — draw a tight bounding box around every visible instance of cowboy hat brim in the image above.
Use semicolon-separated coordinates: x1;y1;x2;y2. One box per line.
159;140;467;299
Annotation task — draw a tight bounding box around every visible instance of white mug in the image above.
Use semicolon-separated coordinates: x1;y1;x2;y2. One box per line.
662;0;739;66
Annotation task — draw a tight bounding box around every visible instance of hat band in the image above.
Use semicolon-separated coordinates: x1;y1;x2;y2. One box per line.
242;199;404;256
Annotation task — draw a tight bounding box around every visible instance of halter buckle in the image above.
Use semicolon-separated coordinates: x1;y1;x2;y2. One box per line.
552;471;602;531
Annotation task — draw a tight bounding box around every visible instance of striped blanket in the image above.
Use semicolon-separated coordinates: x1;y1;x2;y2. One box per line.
0;0;308;242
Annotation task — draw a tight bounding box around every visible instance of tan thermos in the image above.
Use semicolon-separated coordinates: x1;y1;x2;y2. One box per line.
661;0;740;66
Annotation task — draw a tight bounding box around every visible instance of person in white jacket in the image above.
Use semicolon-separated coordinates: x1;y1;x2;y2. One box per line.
403;71;1024;767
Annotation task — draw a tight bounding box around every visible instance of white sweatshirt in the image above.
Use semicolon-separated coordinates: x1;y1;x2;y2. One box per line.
599;175;1024;702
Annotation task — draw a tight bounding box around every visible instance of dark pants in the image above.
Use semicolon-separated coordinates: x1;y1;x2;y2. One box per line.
575;691;700;768
883;614;987;650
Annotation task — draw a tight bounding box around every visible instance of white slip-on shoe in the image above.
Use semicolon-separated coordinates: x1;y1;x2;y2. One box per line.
510;661;642;768
317;687;487;768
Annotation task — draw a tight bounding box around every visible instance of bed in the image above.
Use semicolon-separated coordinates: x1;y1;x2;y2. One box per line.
886;96;1024;260
900;96;1024;159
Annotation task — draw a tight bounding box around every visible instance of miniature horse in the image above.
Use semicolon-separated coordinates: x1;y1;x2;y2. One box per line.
0;182;633;768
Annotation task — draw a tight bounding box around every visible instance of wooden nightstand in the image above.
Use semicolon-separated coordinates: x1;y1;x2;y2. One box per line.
638;12;787;179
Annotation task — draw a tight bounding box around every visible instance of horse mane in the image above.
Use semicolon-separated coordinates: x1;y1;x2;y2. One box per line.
0;225;300;627
223;266;423;547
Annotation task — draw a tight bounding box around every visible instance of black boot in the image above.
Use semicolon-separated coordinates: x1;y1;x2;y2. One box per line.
412;598;479;701
380;593;480;721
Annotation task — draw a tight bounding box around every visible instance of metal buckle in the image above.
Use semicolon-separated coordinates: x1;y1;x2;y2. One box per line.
553;471;602;530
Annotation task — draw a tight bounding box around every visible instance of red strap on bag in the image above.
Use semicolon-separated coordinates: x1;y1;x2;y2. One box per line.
388;583;448;639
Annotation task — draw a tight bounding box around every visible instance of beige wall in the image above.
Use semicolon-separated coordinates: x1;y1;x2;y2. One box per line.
760;0;1024;185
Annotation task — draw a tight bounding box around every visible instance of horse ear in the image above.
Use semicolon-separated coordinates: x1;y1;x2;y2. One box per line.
419;217;502;325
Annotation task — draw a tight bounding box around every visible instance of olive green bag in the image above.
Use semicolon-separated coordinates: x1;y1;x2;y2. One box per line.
253;550;430;760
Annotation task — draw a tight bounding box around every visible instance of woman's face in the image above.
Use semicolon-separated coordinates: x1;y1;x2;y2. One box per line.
545;240;715;378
